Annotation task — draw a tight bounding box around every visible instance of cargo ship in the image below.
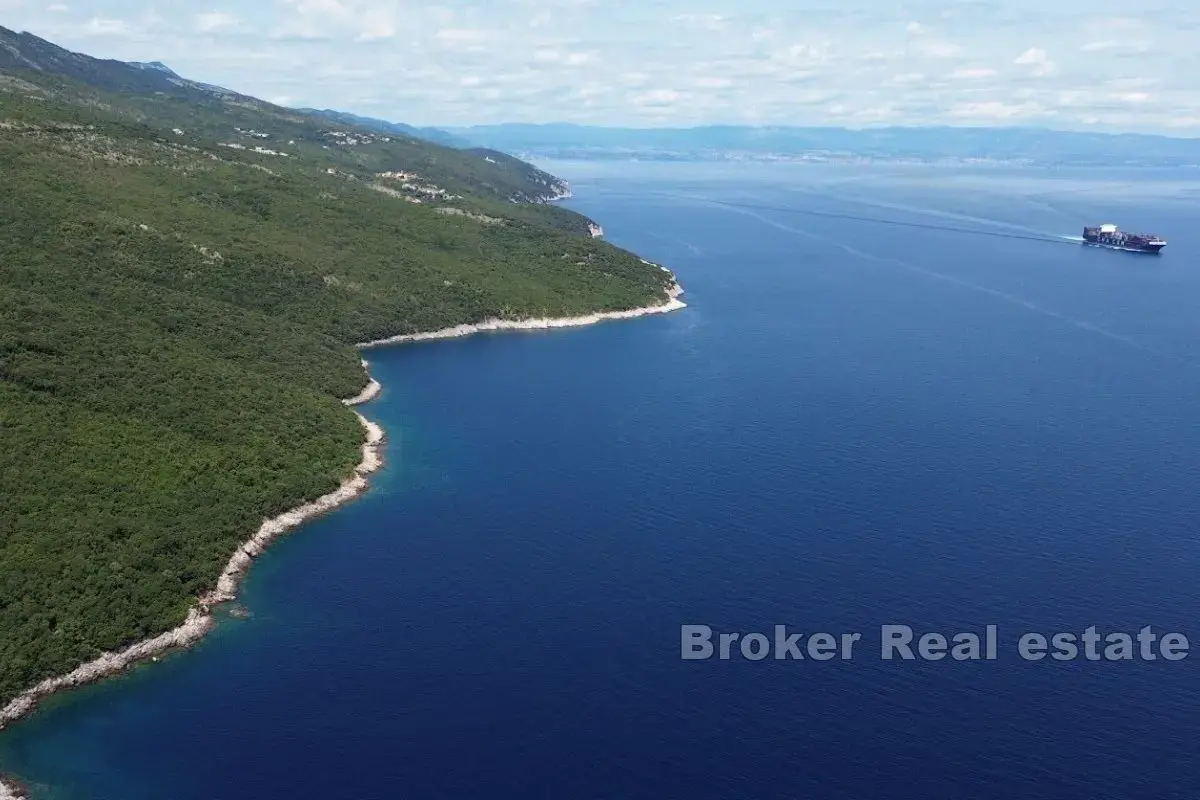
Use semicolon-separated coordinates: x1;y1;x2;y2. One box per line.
1082;224;1166;254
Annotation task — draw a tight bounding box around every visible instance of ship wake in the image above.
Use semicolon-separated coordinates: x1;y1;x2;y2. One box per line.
645;191;1082;249
716;203;1187;364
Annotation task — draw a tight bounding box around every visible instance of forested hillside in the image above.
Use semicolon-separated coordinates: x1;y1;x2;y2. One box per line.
0;28;674;704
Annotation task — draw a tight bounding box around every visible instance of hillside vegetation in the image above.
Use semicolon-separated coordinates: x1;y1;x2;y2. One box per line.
0;28;674;704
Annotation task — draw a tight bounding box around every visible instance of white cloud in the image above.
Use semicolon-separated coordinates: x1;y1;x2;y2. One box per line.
1096;16;1144;30
913;39;963;58
774;42;832;65
949;100;1043;120
82;16;131;36
195;12;239;33
1;0;1197;134
283;0;349;17
1107;76;1157;90
432;27;498;50
533;50;596;67
271;0;400;41
854;106;899;121
435;28;493;43
948;67;997;80
312;63;375;79
1055;89;1089;107
673;13;726;31
633;88;684;106
1081;39;1150;53
356;6;395;40
1014;47;1056;76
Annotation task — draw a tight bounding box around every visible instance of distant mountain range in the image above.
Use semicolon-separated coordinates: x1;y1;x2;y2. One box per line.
8;20;1195;168
446;123;1200;168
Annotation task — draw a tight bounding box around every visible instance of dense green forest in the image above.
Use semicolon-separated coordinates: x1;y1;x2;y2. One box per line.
0;29;674;704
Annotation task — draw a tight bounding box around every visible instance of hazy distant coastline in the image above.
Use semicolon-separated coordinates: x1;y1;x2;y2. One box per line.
444;124;1200;168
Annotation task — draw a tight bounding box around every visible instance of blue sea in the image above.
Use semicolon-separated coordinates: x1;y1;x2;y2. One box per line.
5;161;1200;799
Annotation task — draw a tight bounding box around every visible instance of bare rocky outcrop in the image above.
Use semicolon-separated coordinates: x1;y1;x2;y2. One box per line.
433;207;504;224
368;183;422;203
0;777;25;800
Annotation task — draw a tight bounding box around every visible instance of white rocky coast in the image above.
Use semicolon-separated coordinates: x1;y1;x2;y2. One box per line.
0;270;686;800
342;358;383;405
359;278;685;349
543;181;573;201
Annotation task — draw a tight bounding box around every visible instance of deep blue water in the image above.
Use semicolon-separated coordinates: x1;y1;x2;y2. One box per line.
5;162;1200;799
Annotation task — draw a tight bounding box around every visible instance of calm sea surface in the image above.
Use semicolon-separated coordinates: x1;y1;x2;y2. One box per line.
5;162;1200;799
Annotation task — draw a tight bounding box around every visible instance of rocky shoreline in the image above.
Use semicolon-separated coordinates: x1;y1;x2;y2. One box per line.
0;777;25;800
0;394;385;800
341;358;383;405
0;277;686;800
359;278;685;349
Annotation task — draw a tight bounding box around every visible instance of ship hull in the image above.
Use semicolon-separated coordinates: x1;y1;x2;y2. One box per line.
1082;235;1165;254
1082;228;1165;254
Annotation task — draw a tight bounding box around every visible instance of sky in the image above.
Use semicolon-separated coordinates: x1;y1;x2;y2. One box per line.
3;0;1200;134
